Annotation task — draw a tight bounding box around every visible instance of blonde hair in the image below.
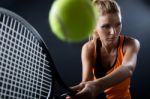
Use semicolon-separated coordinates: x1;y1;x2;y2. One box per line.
89;0;121;41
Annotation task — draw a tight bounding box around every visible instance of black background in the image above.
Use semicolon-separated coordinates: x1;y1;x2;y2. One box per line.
1;0;150;98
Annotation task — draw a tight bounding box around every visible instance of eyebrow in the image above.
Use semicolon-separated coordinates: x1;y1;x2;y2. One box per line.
116;21;122;25
101;21;122;26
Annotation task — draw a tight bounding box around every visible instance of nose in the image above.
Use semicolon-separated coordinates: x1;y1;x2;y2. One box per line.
110;27;117;35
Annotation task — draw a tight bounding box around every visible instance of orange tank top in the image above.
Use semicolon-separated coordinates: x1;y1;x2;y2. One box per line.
94;35;131;99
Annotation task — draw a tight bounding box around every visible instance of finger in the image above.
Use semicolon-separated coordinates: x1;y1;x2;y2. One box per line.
76;87;89;97
68;88;90;99
66;95;78;99
70;84;84;91
77;88;95;99
66;96;71;99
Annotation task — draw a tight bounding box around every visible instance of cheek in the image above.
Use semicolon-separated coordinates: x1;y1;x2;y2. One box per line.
118;24;122;30
97;31;108;39
117;26;122;34
115;25;122;35
96;28;108;36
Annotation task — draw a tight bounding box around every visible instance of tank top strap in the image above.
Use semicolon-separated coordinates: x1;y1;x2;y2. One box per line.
94;38;106;78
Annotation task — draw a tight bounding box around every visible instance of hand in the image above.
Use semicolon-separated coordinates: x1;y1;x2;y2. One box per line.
66;81;100;99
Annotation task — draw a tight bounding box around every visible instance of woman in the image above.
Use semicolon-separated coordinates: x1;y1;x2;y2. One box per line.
67;0;140;99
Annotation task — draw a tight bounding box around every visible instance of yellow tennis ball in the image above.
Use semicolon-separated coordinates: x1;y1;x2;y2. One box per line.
49;0;97;43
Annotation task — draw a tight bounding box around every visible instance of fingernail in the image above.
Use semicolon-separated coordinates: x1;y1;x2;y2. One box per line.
66;96;70;99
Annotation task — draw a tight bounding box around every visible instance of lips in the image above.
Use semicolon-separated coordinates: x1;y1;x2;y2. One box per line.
107;38;115;40
106;37;118;40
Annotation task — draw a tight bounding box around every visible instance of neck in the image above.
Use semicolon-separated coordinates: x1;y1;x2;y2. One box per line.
101;37;119;54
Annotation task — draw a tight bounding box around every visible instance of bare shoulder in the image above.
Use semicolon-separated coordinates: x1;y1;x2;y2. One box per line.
82;40;95;53
82;40;96;60
124;36;140;53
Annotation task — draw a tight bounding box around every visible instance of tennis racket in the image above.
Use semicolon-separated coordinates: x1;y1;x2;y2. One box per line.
0;7;75;99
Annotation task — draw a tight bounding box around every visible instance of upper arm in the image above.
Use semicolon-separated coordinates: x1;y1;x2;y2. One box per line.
81;41;95;82
122;37;140;73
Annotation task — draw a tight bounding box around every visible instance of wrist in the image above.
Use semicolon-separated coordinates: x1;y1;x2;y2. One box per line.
93;78;105;93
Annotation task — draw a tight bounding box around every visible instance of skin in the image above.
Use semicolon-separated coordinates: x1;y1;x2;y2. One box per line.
66;13;140;99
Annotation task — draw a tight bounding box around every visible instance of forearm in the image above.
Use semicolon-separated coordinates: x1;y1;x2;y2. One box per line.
81;67;94;82
94;65;133;92
82;73;94;82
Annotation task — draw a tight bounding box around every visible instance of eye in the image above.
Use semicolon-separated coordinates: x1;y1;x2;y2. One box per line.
101;24;111;29
116;22;122;27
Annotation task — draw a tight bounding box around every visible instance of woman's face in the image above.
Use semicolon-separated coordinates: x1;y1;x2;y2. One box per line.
96;13;122;43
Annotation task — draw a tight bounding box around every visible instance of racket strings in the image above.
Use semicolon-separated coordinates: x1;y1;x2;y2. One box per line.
0;12;52;98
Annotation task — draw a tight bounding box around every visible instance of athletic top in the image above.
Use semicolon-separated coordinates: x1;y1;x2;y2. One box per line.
93;35;131;99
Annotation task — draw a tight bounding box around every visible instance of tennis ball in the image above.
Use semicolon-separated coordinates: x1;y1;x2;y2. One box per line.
49;0;97;43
